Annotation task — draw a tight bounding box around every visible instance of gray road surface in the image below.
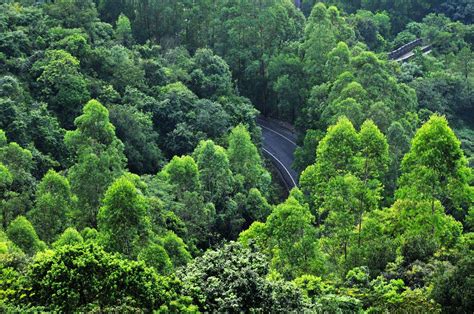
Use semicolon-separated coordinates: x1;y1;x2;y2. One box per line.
257;118;299;190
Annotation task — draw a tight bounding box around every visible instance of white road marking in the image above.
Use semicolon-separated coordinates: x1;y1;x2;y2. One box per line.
259;125;297;145
262;147;297;188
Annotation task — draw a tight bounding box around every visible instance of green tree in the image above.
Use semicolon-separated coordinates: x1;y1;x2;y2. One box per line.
193;140;233;205
45;0;98;30
0;135;35;229
109;104;163;174
349;10;390;51
98;175;149;257
52;227;84;248
99;45;145;93
242;188;272;225
25;243;190;311
0;162;13;227
266;196;324;279
357;120;390;183
161;231;192;268
189;48;233;99
354;120;389;246
180;241;307;312
268;49;306;121
114;13;133;46
65;99;126;228
32;50;90;128
293;129;324;174
28;170;76;243
325;42;352;81
6;216;45;256
397;115;473;223
160;155;200;196
138;242;173;275
320;174;364;268
431;235;473;313
302;3;354;84
227;125;270;193
241;195;325;280
300;117;359;217
0;76;67;168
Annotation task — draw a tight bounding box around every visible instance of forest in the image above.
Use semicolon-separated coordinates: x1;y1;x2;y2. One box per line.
0;0;472;312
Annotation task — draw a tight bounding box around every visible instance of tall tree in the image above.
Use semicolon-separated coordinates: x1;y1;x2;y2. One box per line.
6;216;46;256
189;48;233;99
160;155;200;197
321;174;363;267
397;115;472;223
98;175;149;257
241;195;325;279
0;131;35;229
193;140;233;205
300;117;359;217
354;120;389;245
28;170;76;243
114;13;133;46
32;50;90;128
302;3;354;85
227;125;270;193
65;99;126;228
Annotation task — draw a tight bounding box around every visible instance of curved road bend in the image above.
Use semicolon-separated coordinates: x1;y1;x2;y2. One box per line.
257;118;299;190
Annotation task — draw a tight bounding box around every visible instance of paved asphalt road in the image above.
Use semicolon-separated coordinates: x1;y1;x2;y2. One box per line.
257;118;299;190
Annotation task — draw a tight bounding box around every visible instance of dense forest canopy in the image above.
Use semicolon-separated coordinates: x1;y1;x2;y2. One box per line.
0;0;473;312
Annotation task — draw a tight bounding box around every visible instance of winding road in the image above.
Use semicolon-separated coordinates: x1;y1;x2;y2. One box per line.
257;118;299;190
257;39;432;191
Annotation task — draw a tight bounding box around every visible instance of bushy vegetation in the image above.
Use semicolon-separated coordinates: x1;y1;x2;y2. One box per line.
0;0;472;312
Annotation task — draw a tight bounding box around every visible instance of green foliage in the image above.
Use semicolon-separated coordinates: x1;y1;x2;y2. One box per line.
28;170;76;243
242;188;272;224
293;275;334;300
241;196;325;280
302;3;355;84
109;104;163;174
114;13;133;46
267;197;325;279
52;227;83;248
98;175;149;257
300;117;359;215
32;49;90;128
6;216;45;256
227;125;270;192
397;115;472;222
349;10;390;51
161;155;200;196
161;231;192;268
179;241;307;312
45;0;98;30
138;243;173;275
0;136;35;229
431;234;473;313
24;243;189;311
0;1;473;311
65;99;126;228
189;48;233;99
193;140;233;204
0;163;12;191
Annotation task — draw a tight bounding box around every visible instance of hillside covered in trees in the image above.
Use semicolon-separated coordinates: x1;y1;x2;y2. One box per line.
0;0;473;312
